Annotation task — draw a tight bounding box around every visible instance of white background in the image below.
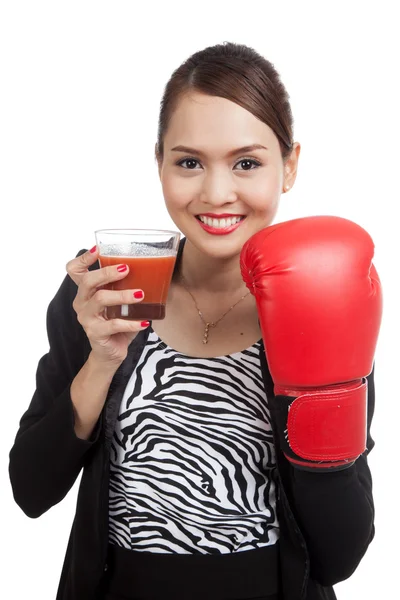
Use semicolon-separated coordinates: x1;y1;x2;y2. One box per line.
1;1;398;598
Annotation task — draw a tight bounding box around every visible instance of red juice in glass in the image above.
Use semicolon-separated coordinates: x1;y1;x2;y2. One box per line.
99;254;176;320
95;229;180;321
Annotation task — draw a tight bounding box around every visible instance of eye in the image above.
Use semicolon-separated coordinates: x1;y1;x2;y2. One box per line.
176;156;262;171
176;158;201;169
234;158;262;171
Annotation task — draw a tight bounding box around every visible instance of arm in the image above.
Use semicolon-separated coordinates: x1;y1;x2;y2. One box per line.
9;244;148;518
8;253;104;518
241;216;382;586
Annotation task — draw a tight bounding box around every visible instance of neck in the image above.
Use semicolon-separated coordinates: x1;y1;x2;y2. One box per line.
177;239;247;294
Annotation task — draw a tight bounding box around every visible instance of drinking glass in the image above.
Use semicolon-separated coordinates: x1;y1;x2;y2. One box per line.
95;229;181;320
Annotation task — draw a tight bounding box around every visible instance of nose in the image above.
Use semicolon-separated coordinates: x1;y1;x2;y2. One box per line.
199;168;238;207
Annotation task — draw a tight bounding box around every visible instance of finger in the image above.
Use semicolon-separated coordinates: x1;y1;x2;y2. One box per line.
66;246;99;286
85;317;150;340
92;288;145;312
73;263;132;310
75;288;144;323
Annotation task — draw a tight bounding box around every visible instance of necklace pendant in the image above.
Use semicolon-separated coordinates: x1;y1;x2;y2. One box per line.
203;322;211;344
180;273;251;346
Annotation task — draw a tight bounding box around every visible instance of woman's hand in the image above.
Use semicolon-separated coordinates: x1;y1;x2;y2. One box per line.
66;246;149;368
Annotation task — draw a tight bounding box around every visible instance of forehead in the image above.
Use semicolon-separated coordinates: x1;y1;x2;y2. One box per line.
164;92;279;151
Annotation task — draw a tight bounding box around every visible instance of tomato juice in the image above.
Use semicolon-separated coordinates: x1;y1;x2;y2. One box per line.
99;254;176;320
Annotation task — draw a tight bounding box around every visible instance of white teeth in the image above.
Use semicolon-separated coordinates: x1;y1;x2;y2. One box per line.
198;216;244;228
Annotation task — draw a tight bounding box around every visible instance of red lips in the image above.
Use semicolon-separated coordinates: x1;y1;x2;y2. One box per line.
196;215;246;236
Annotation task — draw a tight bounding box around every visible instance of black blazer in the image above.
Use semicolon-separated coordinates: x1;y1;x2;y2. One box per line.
9;238;375;600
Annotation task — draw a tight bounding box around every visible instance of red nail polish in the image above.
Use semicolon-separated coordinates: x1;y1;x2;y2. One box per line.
117;265;127;272
133;291;144;299
89;245;97;253
141;321;150;327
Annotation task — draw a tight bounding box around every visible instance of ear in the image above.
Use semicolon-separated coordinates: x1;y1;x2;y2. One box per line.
283;142;301;191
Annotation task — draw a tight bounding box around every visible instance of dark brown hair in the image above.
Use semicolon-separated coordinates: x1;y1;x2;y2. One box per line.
156;41;294;163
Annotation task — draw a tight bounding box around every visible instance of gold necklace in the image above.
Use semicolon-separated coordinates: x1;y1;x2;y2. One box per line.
180;274;251;344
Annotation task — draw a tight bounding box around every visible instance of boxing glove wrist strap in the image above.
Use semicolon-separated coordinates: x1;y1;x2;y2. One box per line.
270;380;368;471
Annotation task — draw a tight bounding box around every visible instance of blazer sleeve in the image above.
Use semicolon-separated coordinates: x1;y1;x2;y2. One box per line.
8;251;102;519
288;366;376;586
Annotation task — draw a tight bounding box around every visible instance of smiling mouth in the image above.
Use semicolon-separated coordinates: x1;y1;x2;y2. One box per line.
195;215;246;228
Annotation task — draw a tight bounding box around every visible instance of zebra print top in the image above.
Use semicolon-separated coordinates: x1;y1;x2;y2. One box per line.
108;328;279;555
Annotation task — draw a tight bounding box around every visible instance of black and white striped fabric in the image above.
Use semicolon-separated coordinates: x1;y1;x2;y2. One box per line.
108;328;279;555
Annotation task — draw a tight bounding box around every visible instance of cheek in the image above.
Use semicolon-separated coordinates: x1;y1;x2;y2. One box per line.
241;173;281;212
162;172;197;210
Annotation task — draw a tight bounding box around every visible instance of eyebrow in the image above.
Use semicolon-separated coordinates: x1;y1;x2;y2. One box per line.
170;144;269;157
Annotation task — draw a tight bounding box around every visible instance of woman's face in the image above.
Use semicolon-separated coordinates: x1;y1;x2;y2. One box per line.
158;92;299;260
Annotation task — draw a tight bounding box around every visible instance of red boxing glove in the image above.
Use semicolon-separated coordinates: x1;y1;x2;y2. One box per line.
240;216;382;471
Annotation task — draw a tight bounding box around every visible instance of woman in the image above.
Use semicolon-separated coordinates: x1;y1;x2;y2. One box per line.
9;42;377;600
